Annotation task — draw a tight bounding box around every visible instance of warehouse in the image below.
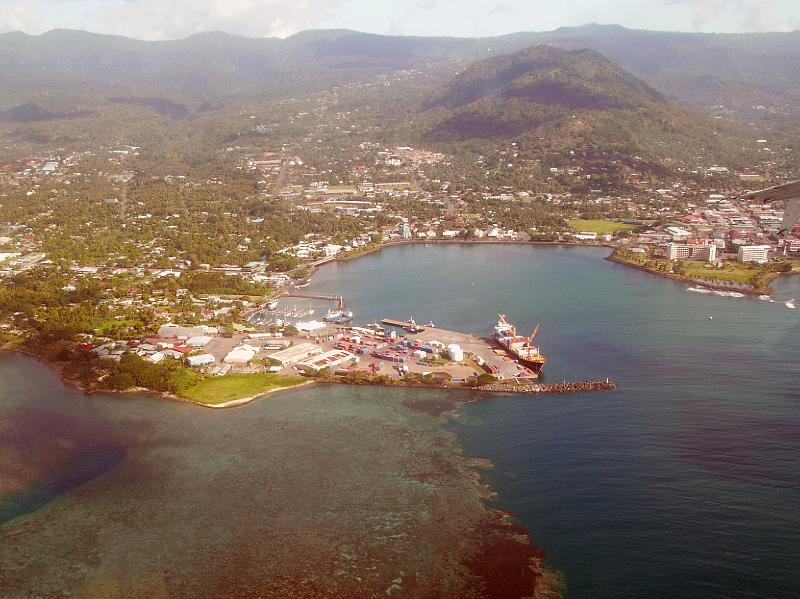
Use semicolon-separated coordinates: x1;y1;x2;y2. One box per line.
267;342;323;366
295;349;359;373
186;335;213;347
224;345;258;365
186;354;216;368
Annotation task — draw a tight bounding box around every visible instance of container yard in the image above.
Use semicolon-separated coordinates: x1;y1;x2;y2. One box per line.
229;317;543;382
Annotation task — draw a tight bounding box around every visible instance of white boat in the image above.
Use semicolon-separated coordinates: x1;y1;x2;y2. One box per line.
267;300;278;310
786;299;797;309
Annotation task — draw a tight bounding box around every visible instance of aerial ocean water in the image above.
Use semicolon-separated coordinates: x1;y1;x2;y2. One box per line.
1;244;798;597
307;244;800;598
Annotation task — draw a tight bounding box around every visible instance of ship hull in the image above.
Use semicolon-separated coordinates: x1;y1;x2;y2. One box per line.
517;356;546;377
491;340;546;377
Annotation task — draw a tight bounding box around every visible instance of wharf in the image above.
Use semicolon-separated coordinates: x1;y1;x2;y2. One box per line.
381;318;426;333
401;322;535;380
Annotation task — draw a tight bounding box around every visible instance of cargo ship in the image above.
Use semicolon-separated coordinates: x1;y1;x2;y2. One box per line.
492;314;547;376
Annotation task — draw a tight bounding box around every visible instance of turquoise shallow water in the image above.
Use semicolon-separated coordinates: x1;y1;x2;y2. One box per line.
1;244;798;598
307;244;800;598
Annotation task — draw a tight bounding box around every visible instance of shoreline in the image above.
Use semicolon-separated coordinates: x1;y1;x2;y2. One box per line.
292;238;612;285
295;238;798;297
0;347;318;409
5;345;616;411
606;250;799;296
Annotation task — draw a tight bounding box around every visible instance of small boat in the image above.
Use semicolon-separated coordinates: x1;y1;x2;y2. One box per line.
365;323;387;335
786;299;797;310
324;309;354;324
403;317;425;333
267;300;278;311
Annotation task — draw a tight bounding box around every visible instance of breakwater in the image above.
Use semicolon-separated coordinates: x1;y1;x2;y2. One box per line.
478;379;617;394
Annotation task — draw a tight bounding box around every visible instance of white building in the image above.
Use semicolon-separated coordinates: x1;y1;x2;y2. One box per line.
323;244;343;257
224;345;257;364
666;243;717;262
186;335;213;347
737;245;770;264
186;354;216;367
573;232;598;241
667;243;691;260
268;343;323;366
147;351;166;364
295;349;359;373
159;324;217;339
666;227;691;242
690;244;717;262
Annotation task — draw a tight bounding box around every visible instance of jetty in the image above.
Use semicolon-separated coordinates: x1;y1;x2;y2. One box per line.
280;291;345;309
478;379;617;394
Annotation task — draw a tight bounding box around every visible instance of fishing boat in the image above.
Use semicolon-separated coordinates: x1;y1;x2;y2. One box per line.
324;309;354;324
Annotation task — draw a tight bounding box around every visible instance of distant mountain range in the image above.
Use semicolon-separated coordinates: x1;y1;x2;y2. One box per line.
1;25;799;117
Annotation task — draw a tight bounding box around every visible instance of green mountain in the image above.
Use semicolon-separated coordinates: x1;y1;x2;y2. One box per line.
421;45;664;137
417;45;752;171
506;25;800;114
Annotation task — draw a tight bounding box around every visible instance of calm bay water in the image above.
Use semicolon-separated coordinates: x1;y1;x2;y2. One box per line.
1;244;798;597
307;244;800;598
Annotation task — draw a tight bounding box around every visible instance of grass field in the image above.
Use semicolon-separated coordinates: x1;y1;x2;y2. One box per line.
568;219;638;234
178;373;306;405
678;260;761;284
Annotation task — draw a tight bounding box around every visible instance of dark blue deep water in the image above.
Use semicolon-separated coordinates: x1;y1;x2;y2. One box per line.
307;244;800;598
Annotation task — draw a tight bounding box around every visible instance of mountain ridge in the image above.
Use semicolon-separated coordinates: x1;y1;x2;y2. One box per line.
2;24;800;114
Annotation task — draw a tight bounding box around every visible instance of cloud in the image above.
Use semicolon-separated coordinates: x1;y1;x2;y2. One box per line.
665;0;794;32
744;0;794;32
488;2;516;16
0;2;42;33
0;0;348;39
416;0;437;10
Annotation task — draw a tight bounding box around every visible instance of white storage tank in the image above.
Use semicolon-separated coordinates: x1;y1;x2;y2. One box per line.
447;344;464;362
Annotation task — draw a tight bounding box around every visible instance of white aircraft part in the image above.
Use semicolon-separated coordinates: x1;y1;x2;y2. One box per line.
781;199;800;233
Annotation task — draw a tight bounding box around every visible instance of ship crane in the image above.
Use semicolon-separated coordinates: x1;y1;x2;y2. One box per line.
528;323;540;343
497;313;516;336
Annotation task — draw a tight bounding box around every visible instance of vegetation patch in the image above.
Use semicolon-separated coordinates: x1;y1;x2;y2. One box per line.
178;372;306;405
568;219;637;234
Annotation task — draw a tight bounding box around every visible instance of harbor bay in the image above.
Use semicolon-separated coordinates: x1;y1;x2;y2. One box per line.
1;243;799;597
308;243;800;598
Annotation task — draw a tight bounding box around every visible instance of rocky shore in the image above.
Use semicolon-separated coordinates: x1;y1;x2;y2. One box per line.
478;379;618;394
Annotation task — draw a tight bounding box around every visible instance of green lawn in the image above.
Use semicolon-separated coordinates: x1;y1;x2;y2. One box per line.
568;219;638;234
678;260;762;284
178;373;306;405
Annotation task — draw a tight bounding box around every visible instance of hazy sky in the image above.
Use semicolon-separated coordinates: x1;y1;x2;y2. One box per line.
0;0;797;40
